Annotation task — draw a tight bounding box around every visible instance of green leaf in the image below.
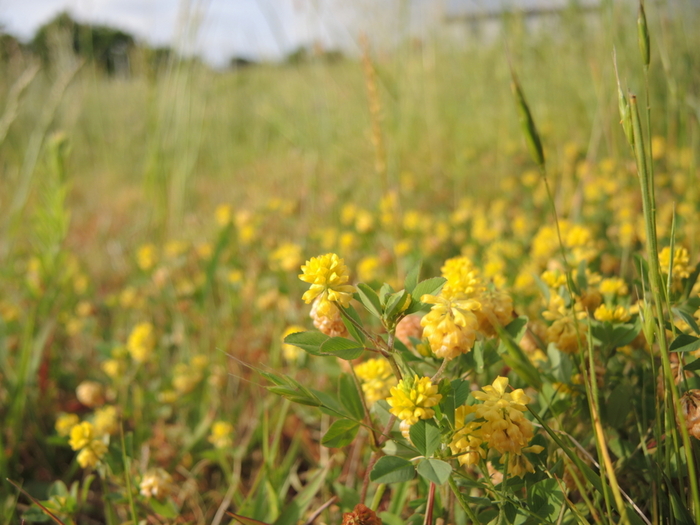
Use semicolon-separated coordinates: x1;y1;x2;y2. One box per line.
528;478;564;522
313;389;352;418
385;290;410;319
339;373;365;421
322;419;360;448
150;498;179;519
670;333;700;353
356;284;383;318
370;456;416;484
404;262;422;294
416;459;452;485
684;358;700;372
452;379;472;407
409;420;442;457
341;305;366;344
21;507;52;523
410;278;446;301
320;337;364;360
284;331;329;356
505;316;528;341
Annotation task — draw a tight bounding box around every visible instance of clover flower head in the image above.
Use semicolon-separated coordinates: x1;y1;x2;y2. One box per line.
420;294;480;360
55;413;80;437
387;375;442;425
299;254;355;313
127;322;156;363
440;256;485;299
140;468;173;500
94;405;119;436
69;421;108;468
594;304;631;323
355;358;397;405
209;421;234;449
449;405;485;467
599;277;629;296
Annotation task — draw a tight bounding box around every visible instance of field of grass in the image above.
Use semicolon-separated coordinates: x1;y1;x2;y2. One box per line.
2;2;700;524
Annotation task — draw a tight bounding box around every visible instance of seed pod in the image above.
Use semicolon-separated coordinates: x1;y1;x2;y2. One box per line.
614;55;634;147
511;74;545;169
638;1;650;68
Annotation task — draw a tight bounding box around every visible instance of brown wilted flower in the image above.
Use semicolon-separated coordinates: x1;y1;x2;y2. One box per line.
681;389;700;439
310;296;348;338
395;315;423;347
342;504;382;525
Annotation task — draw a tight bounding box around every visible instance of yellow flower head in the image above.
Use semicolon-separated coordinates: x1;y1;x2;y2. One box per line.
599;277;629;296
659;246;692;290
69;421;96;451
209;421;234;449
387;375;442;425
420;294;480;360
440;256;485;299
94;405;119;436
449;405;485;467
471;377;535;455
55;413;80;437
354;358;397;405
299;253;355;312
69;421;108;468
137;244;157;271
594;304;631;323
127;322;156;363
76;443;108;469
271;242;303;273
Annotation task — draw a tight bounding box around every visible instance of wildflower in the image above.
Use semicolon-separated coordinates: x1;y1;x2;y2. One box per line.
93;405;119;436
209;421;234;449
173;363;202;395
281;325;306;362
137;244;157;271
449;405;486;467
357;256;381;283
140;468;173;500
127;322;156;363
354;358;397;405
271;242;303;272
659;246;691;290
165;240;188;259
474;289;514;337
599;277;629;296
215;204;232;226
76;381;105;408
420;294;480;360
471;377;535;456
299;253;355;316
55;413;80;437
387;375;441;425
440;256;484;299
594;304;631;323
310;296;348;338
69;422;108;469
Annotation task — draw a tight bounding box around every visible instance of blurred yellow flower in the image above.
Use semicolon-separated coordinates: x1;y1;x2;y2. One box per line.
209;421;234;449
215;204;232;226
55;413;80;437
127;322;156;363
281;325;306;362
137;244;157;271
140;468;173;500
94;405;119;436
354;358;397;405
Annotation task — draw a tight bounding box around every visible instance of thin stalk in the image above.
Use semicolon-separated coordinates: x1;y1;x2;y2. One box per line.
630;94;700;521
370;484;386;512
348;365;380;448
448;476;481;524
424;482;436;525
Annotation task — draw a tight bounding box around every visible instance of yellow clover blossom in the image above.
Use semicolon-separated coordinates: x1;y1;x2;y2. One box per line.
599;277;629;296
69;422;108;469
659;246;692;290
299;253;355;316
55;413;80;437
93;405;119;436
449;405;486;467
387;375;442;425
354;358;397;405
594;304;631;323
471;377;535;456
209;421;234;449
420;294;480;360
440;256;485;299
127;322;156;363
136;244;157;271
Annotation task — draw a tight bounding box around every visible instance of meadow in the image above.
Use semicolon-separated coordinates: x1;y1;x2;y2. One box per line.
2;1;700;524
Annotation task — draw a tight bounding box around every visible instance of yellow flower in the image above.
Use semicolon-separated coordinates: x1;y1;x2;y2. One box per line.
440;256;484;299
215;204;232;226
449;405;485;467
55;413;80;437
594;304;631;323
299;253;355;313
420;294;480;360
69;421;108;468
137;244;157;271
94;405;119;436
599;277;629;296
659;246;691;290
127;322;156;363
471;377;535;456
209;421;234;449
271;242;303;272
357;256;381;283
547;315;586;354
354;358;397;405
387;376;442;425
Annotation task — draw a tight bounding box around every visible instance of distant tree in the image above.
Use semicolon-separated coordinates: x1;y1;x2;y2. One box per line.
0;32;25;62
30;11;135;74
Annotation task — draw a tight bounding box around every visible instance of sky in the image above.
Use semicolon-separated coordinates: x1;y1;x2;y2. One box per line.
0;0;444;66
0;0;610;66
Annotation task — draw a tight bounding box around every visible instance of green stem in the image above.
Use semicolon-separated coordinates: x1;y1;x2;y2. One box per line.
448;476;480;524
630;94;700;521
